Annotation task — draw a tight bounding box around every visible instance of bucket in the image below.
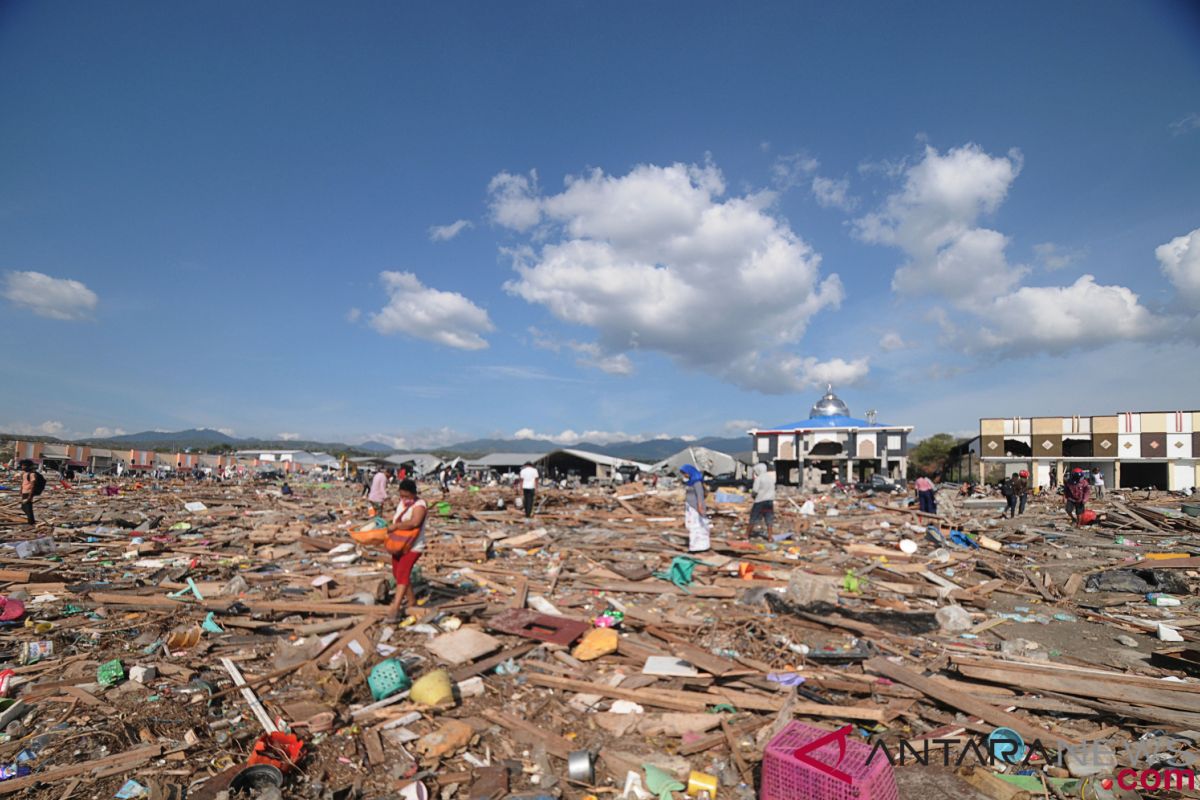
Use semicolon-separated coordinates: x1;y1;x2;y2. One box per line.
435;502;452;517
410;668;454;707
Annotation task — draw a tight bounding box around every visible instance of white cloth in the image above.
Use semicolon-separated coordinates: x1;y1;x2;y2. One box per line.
752;464;775;503
391;497;428;552
1094;472;1105;487
685;505;711;552
519;466;539;490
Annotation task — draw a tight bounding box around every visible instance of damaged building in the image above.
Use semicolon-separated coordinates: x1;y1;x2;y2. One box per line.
977;410;1200;491
749;386;913;486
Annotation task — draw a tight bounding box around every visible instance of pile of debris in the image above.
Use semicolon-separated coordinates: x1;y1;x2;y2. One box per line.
2;471;1200;800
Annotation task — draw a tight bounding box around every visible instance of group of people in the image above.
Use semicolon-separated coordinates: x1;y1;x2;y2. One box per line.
678;461;777;553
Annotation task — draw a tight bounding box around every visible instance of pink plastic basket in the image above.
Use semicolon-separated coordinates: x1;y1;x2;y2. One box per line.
761;722;898;800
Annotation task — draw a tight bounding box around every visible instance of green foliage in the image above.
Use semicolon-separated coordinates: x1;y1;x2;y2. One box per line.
908;433;961;477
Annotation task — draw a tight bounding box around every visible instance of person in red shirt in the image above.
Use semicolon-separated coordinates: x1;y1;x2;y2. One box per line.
1064;468;1091;525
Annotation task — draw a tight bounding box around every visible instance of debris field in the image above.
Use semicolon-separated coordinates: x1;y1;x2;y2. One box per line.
3;473;1200;800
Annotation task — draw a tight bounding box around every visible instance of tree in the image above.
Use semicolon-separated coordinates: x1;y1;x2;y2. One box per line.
908;433;961;478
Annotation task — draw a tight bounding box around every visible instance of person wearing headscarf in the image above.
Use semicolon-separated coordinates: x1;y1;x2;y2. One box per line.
679;464;710;552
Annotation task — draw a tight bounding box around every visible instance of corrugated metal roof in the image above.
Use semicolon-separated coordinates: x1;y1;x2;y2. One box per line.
467;453;548;467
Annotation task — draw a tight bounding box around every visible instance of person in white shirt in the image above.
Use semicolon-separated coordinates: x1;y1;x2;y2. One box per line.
1092;468;1105;499
749;462;776;539
519;462;539;518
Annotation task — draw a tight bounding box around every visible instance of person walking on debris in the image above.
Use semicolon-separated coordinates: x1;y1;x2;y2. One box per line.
1002;472;1019;518
680;464;711;552
1064;467;1091;525
386;478;428;621
19;459;44;525
914;473;936;514
1016;469;1030;516
519;461;539;519
368;468;389;517
1092;467;1105;499
749;462;775;539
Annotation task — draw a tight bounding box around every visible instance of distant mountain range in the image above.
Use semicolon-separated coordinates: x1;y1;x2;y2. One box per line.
436;435;750;461
3;427;752;462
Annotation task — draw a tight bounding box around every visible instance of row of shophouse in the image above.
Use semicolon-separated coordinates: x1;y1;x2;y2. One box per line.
6;441;339;474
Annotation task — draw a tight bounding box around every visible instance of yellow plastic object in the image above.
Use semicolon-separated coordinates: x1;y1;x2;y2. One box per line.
571;627;619;661
410;668;454;707
1144;552;1191;560
687;771;718;799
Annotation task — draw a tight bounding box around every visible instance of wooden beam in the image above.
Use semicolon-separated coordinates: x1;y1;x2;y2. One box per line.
864;657;1073;745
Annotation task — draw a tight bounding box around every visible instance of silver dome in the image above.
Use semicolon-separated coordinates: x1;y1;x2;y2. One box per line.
809;384;850;418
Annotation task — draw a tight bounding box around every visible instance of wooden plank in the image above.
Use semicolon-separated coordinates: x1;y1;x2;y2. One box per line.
953;659;1200;713
577;579;735;598
527;673;702;712
526;673;890;719
678;717;769;755
449;643;536;682
864;657;1073;745
362;729;386;766
480;710;573;759
0;744;164;794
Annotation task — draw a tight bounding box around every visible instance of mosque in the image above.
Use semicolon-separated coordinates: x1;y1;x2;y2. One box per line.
749;386;913;486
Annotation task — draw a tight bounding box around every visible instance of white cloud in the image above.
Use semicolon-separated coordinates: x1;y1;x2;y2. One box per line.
528;328;634;375
494;159;859;394
217;428;236;437
3;271;98;320
855;144;1026;310
3;420;66;437
567;341;634;375
771;153;820;189
429;219;473;242
91;426;127;437
368;271;494;350
512;428;639;446
488;171;542;232
722;419;761;434
1156;227;1200;308
976;275;1160;356
879;331;907;351
346;308;362;323
811;176;858;211
361;427;466;451
277;432;301;441
1033;242;1083;271
480;365;583;382
1170;112;1200;136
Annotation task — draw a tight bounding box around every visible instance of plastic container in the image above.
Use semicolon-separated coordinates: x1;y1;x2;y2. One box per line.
410;668;454;706
761;722;898;800
1147;593;1182;607
368;658;412;701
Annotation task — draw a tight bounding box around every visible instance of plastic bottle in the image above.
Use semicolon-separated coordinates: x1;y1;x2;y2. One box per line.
1147;593;1182;607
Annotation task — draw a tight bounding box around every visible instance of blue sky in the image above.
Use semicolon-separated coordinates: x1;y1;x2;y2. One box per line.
2;1;1199;448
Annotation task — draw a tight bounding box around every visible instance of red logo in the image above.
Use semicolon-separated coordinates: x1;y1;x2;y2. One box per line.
792;725;855;785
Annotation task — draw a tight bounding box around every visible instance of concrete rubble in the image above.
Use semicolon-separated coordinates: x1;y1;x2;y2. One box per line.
3;469;1200;799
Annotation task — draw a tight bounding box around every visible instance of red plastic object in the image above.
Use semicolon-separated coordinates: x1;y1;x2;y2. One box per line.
248;732;304;773
1079;509;1098;525
0;598;25;622
761;722;898;800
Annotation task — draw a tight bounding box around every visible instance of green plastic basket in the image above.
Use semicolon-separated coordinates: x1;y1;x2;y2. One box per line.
435;501;452;517
368;658;411;701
